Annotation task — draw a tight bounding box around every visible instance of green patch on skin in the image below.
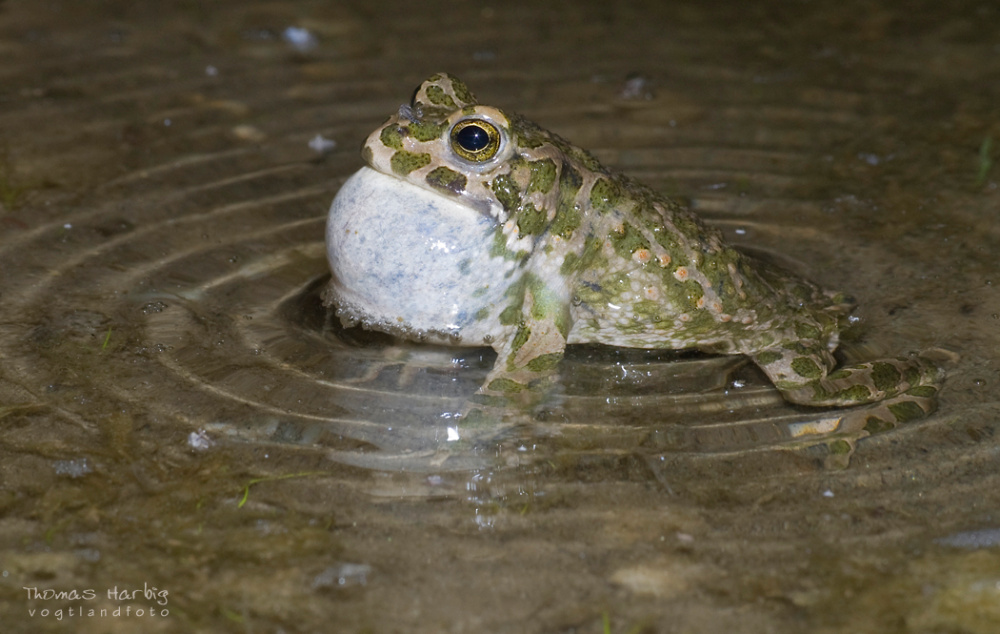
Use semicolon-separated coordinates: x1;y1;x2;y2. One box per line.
512;114;547;149
426;166;467;194
499;304;521;326
550;204;581;239
526;353;563;372
676;309;715;333
517;203;547;235
660;278;704;311
696;247;741;303
462;105;477;115
489;227;529;262
645;219;689;268
491;173;521;213
871;361;903;393
425;85;457;109
754;349;783;366
833;384;873;403
794;321;821;341
526;159;557;194
903;363;923;386
527;276;570;337
390;151;431;176
791;356;823;379
450;78;476;105
487;378;524;393
489;229;507;258
498;279;528;325
755;333;777;349
633;299;663;318
615;321;650;336
671;213;706;243
888;400;928;423
566;144;603;172
787;281;815;303
408;120;446;142
802;379;874;403
517;133;545;149
510;325;531;355
380;125;404;150
598;271;630;299
505;324;535;372
474;307;490;321
907;385;937;398
560;235;606;276
589;177;622;214
609;222;650;259
783;341;816;357
864;416;895;435
550;164;583;238
827;368;852;380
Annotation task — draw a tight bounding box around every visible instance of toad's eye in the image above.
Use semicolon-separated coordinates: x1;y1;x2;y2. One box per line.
450;119;501;162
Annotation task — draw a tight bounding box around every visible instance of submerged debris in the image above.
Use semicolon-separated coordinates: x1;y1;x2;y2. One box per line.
53;458;93;478
187;428;214;451
619;73;655;100
282;26;318;53
308;134;337;154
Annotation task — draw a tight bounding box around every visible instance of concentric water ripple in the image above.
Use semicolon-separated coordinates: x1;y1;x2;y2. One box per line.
0;89;902;479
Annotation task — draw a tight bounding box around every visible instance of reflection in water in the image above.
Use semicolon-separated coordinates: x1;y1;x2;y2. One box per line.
148;253;883;475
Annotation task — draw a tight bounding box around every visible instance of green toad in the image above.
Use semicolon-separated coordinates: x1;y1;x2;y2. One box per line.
325;73;942;426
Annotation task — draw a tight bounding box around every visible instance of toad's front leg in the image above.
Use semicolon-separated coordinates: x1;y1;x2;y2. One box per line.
475;274;572;410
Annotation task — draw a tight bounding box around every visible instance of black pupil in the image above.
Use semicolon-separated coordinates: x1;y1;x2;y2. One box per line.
455;124;490;152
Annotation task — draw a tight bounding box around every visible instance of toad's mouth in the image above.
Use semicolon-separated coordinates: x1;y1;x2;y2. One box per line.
376;161;498;221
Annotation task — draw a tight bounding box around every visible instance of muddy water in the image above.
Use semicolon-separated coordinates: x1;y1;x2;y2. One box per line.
2;1;1000;632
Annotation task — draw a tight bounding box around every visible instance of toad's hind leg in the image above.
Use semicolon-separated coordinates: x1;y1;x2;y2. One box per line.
750;343;943;417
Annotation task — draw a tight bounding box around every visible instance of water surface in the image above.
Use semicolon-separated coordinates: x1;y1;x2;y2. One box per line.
1;1;999;632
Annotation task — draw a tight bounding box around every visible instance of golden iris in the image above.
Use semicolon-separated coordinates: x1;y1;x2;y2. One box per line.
450;119;501;162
